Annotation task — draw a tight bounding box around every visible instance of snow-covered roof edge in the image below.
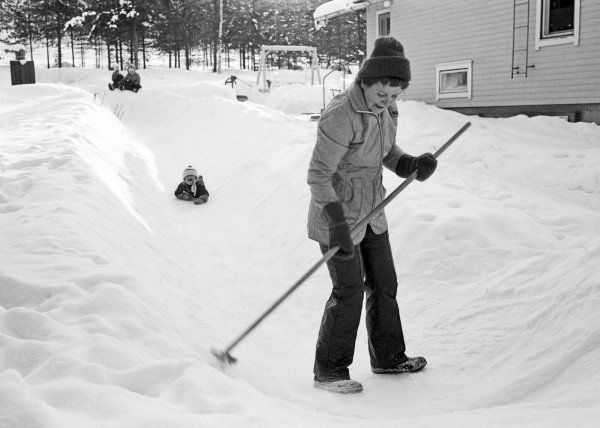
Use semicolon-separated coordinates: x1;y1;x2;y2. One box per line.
314;0;368;28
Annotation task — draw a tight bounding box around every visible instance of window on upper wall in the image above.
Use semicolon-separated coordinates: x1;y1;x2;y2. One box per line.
535;0;580;49
435;61;472;101
377;11;391;37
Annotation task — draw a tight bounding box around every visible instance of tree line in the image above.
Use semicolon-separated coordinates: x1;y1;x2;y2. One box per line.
0;0;366;71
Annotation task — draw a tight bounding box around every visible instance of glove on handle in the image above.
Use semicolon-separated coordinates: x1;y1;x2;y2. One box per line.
322;202;354;259
395;153;438;181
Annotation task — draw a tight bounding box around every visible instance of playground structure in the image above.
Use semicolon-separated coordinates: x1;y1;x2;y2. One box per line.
256;45;321;92
224;75;251;101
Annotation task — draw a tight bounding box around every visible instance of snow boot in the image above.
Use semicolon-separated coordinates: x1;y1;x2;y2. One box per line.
108;83;114;91
313;379;363;394
371;356;427;374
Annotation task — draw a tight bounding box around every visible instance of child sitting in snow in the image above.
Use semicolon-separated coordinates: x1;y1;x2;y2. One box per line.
174;166;209;204
108;66;124;91
117;64;142;93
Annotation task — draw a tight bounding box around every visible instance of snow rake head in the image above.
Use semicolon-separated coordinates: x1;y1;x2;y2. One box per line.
211;348;238;366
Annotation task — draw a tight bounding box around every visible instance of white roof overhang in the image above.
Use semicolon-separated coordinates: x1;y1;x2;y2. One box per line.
314;0;368;29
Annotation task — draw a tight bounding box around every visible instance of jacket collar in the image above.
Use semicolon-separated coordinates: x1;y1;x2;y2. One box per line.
347;82;369;113
348;82;383;117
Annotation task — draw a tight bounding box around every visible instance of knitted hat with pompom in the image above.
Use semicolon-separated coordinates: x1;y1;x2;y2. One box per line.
182;166;198;179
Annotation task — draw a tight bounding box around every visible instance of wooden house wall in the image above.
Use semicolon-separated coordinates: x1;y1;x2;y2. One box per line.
364;0;600;110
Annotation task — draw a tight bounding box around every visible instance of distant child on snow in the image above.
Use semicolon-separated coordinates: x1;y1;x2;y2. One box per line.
174;166;209;204
119;65;142;92
108;66;124;90
109;64;142;93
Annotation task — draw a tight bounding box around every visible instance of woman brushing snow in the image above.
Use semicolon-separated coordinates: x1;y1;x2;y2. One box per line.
307;36;437;394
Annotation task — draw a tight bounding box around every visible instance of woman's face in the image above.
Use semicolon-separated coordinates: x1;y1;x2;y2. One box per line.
360;81;404;114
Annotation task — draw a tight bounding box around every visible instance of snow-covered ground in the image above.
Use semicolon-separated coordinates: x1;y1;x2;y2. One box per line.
1;64;599;427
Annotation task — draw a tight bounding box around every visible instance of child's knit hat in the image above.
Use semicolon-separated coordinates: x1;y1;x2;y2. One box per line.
182;166;198;179
357;36;411;82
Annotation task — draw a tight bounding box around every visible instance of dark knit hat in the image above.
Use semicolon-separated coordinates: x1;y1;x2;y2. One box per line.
357;36;411;82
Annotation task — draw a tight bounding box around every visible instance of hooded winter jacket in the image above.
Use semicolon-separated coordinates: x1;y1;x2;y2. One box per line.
307;82;406;245
121;71;141;87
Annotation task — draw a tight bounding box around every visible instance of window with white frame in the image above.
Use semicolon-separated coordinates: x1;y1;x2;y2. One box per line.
535;0;580;49
435;61;472;100
377;10;391;37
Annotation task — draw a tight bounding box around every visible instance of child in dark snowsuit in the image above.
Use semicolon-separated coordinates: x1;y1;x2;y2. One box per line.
174;166;209;204
108;67;124;91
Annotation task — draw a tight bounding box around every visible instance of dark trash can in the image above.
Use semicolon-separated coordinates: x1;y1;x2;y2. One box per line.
10;49;36;85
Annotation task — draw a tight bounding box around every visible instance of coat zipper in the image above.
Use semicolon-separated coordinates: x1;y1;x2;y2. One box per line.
355;109;387;215
375;116;385;212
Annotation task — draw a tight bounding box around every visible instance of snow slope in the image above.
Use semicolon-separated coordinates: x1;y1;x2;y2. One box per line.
1;66;599;427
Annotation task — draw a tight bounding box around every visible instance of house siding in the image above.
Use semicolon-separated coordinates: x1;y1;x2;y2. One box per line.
364;0;600;117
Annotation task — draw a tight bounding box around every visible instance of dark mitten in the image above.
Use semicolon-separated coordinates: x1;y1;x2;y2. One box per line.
395;154;419;178
322;202;354;259
193;195;208;205
395;153;438;181
415;152;437;181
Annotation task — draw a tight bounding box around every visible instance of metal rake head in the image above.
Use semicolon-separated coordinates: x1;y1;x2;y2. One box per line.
211;348;238;365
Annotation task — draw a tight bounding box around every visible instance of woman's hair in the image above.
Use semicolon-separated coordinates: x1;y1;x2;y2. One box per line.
358;76;409;90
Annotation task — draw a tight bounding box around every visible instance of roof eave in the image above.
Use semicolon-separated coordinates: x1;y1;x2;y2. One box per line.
313;0;369;28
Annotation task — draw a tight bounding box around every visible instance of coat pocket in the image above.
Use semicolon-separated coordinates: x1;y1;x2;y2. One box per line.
342;177;363;224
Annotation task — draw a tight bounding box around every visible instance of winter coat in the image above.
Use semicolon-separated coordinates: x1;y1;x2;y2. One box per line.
121;71;141;87
111;70;124;84
174;176;209;200
307;82;405;245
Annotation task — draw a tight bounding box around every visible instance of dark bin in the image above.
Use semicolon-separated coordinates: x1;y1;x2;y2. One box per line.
10;49;36;85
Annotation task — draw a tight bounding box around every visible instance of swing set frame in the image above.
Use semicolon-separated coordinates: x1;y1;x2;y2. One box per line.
256;45;322;92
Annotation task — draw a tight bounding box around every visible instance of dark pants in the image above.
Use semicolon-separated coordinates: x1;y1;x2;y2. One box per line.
314;225;407;381
120;81;141;91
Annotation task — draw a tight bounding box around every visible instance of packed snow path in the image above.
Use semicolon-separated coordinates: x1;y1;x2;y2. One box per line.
1;67;600;427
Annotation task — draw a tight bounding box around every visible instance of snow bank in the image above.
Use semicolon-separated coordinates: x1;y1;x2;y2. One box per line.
0;82;320;427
